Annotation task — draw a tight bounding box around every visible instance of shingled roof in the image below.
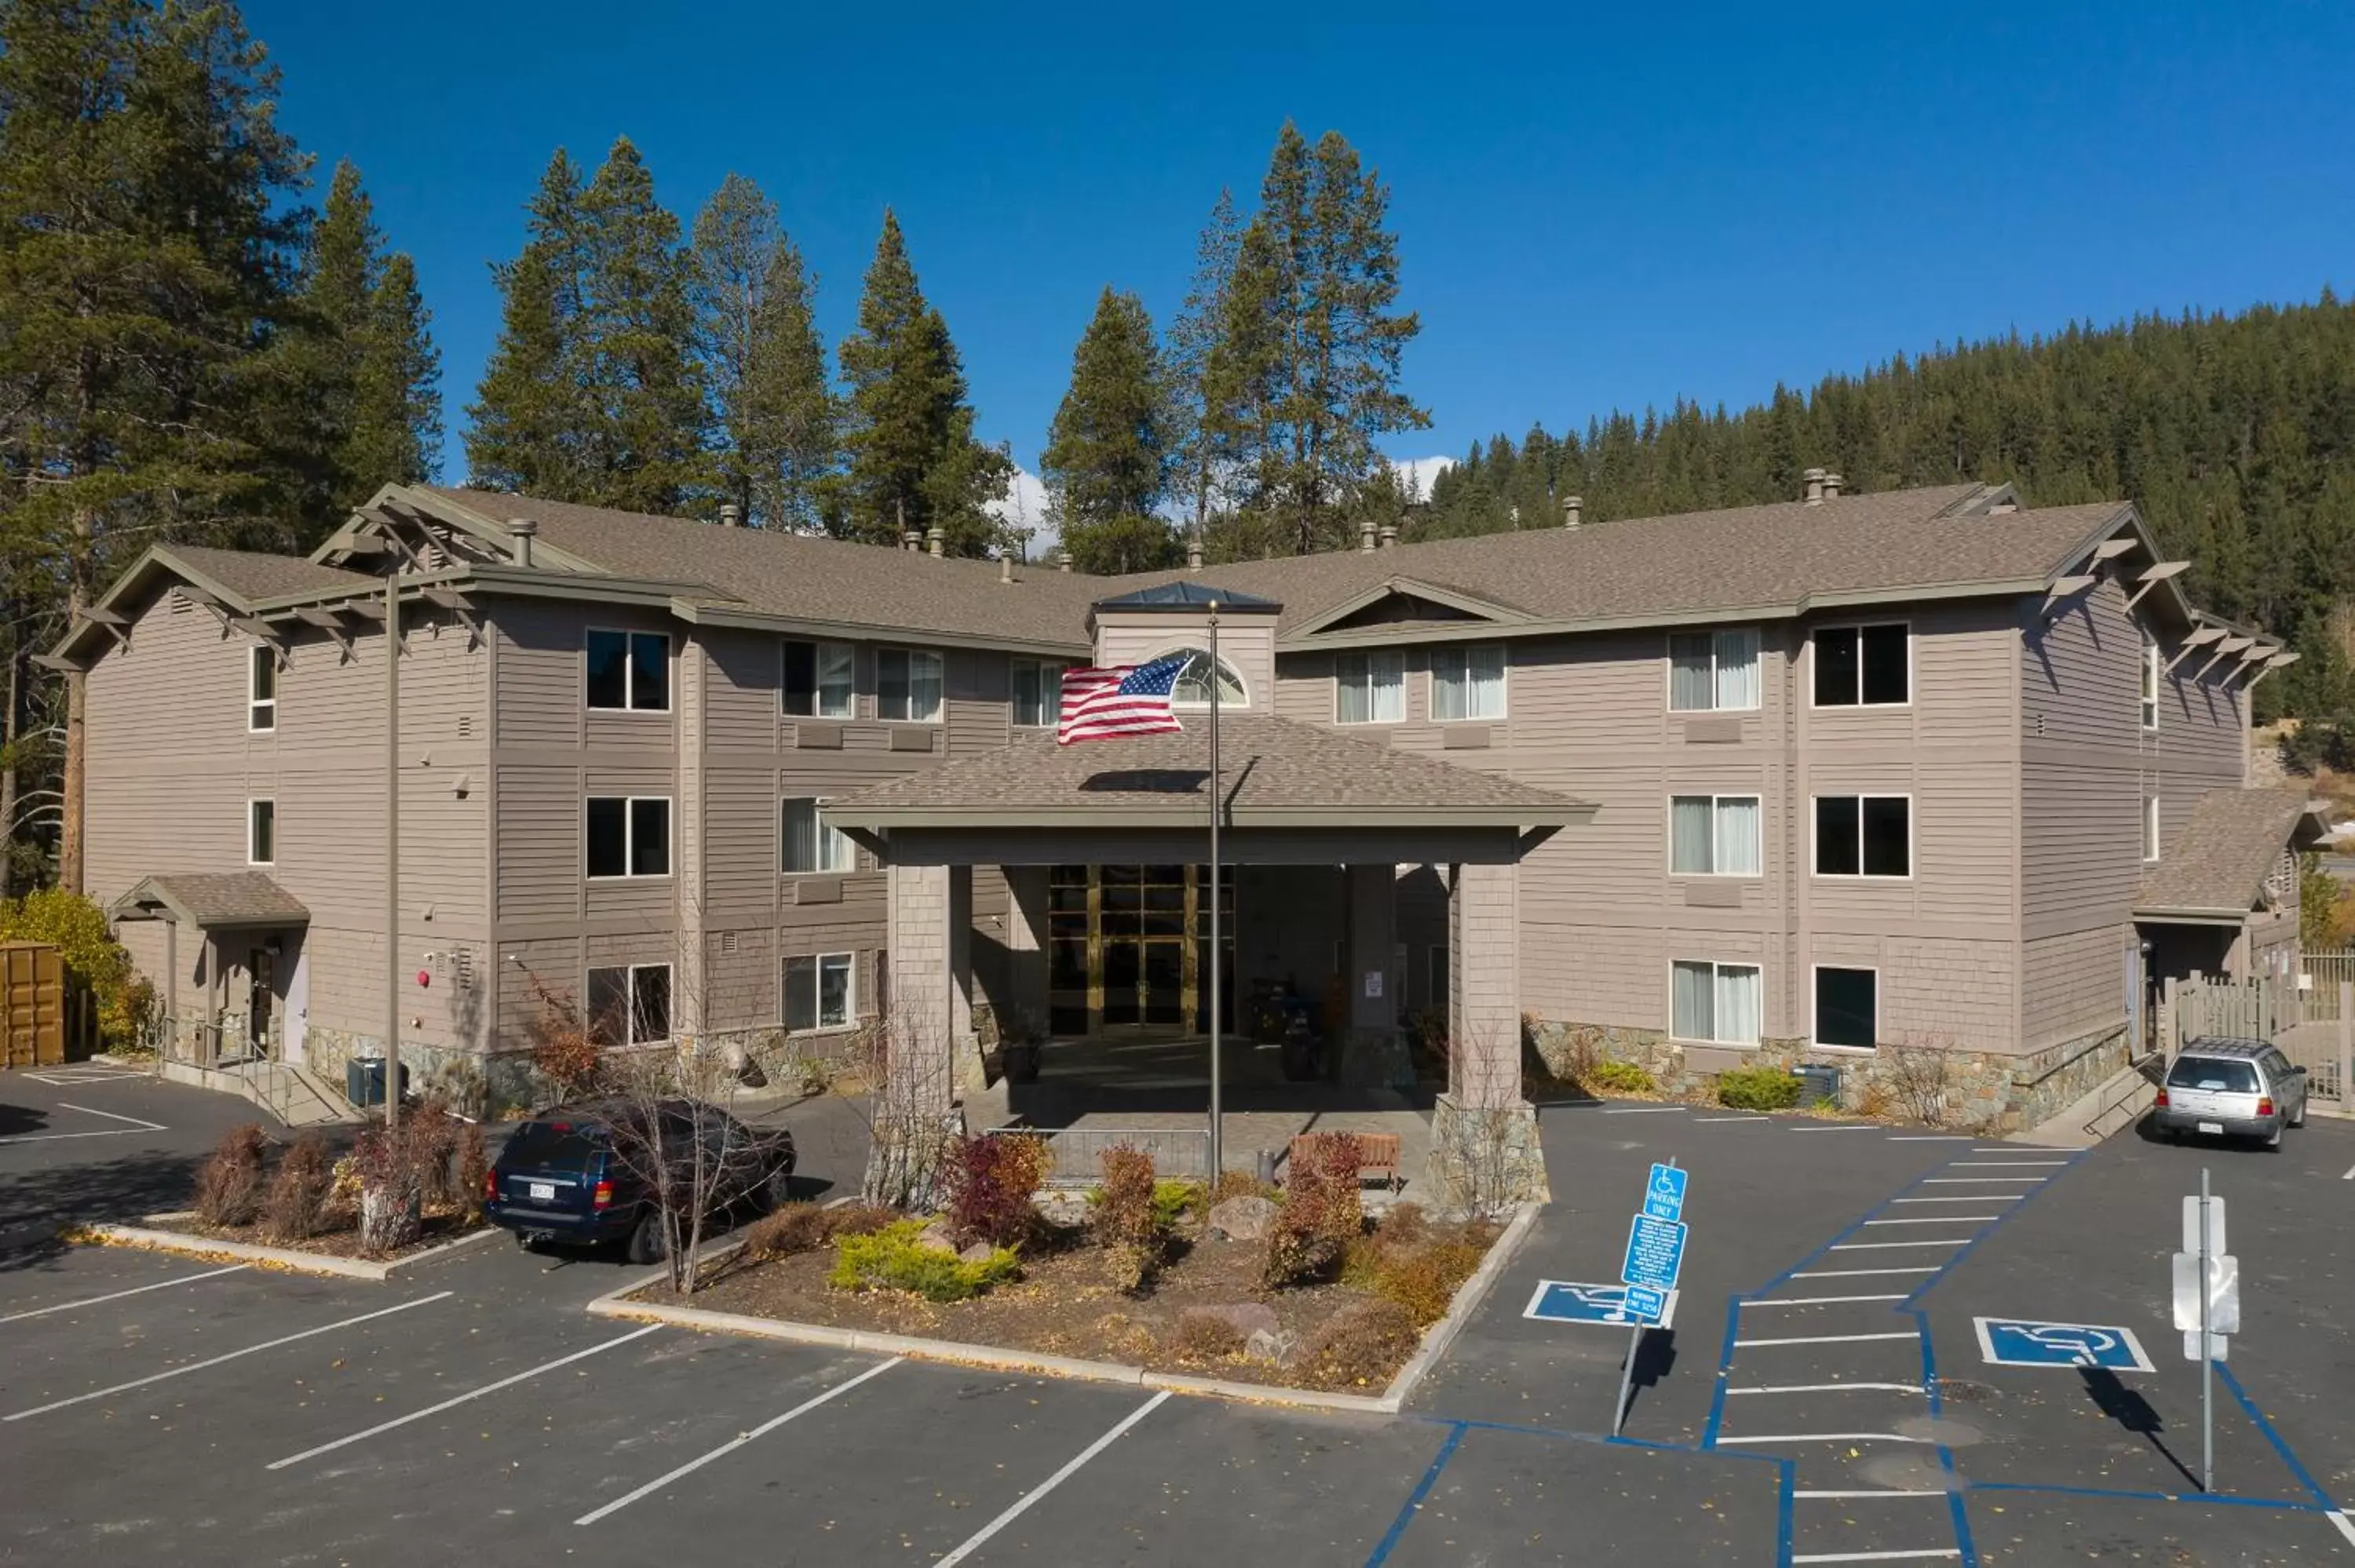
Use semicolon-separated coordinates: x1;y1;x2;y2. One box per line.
2135;788;2327;919
154;545;376;604
823;714;1593;830
108;872;311;928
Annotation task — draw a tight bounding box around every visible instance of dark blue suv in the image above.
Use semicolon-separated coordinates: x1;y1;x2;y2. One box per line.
486;1100;795;1264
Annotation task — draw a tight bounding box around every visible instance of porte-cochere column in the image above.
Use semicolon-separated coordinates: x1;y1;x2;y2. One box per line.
1424;859;1548;1209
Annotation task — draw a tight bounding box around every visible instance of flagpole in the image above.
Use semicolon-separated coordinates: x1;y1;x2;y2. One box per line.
1207;601;1222;1183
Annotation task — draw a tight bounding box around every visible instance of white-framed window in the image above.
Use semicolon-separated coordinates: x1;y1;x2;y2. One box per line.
2144;796;2161;863
587;963;672;1046
782;797;853;873
1011;658;1064;727
783;640;854;719
246;799;276;866
877;647;943;723
1667;628;1760;712
1671;959;1762;1044
1814;794;1911;878
1432;644;1506;721
2140;631;2160;730
1812;622;1909;707
1335;650;1405;724
586;796;672;879
1813;965;1879;1050
247;646;278;732
1670;795;1762;876
586;629;670;712
785;951;854;1031
1165;647;1247;709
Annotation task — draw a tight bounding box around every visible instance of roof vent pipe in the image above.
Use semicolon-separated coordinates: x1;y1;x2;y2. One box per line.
1359;520;1377;552
1378;523;1398;549
999;554;1013;584
508;517;537;569
903;529;922;552
1563;495;1583;531
926;526;944;559
1821;472;1843;501
1186;535;1203;570
718;501;742;528
1058;549;1074;574
1803;467;1827;505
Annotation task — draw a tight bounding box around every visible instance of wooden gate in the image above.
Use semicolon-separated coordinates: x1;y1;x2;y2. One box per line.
2;942;90;1068
2171;969;2351;1118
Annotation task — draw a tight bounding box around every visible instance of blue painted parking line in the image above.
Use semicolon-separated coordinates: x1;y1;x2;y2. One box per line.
1971;1318;2155;1373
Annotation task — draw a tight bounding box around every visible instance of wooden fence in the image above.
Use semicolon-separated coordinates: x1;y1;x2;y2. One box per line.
1;942;98;1068
2169;970;2350;1116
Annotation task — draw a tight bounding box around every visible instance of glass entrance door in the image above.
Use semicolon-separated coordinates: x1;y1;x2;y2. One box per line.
1046;864;1235;1037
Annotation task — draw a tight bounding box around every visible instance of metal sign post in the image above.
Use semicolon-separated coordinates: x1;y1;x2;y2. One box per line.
2171;1169;2234;1494
1205;603;1221;1183
1612;1158;1686;1435
2199;1167;2212;1495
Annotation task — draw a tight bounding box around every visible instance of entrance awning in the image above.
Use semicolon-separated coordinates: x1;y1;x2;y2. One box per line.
824;713;1594;835
2132;787;2328;924
107;872;310;929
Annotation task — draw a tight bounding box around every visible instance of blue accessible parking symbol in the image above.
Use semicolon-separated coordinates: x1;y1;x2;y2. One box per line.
1974;1317;2156;1373
1524;1280;1679;1329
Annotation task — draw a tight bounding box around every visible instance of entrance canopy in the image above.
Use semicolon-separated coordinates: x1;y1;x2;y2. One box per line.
108;872;310;930
2133;787;2328;926
825;713;1594;866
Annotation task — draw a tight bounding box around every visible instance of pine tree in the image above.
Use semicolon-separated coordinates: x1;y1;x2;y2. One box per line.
466;149;593;495
0;0;315;890
1207;123;1427;554
295;160;440;509
575;137;704;512
690;173;840;530
1166;188;1245;554
1041;287;1177;574
838;210;1010;554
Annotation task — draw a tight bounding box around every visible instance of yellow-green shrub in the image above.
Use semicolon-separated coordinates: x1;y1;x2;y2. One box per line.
1588;1059;1656;1095
829;1220;1019;1302
1718;1066;1802;1110
0;887;150;1045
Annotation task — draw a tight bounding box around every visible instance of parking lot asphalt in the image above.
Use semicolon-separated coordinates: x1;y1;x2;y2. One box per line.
1;1074;2350;1566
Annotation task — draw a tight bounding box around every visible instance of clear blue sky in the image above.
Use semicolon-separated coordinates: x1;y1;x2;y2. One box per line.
246;0;2354;500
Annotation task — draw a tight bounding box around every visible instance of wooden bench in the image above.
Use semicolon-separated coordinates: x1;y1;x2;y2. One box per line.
1288;1131;1404;1191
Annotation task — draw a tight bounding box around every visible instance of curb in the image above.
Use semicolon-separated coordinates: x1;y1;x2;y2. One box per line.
82;1212;503;1281
582;1198;1544;1418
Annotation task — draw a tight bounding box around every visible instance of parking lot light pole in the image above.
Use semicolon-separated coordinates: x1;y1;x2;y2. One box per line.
384;571;400;1132
2199;1165;2211;1493
1206;602;1221;1183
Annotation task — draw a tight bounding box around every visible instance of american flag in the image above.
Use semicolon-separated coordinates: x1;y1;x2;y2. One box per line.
1057;655;1190;744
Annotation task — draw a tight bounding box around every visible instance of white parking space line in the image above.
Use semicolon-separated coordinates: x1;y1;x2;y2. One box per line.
1829;1240;1973;1251
1694;1115;1770;1123
1718;1431;1934;1445
52;1101;166;1129
1889;1196;2021;1205
1949;1161;2068;1169
1790;1125;1883;1134
933;1391;1170;1568
1791;1551;1959;1563
268;1325;663;1469
1794;1490;1948;1500
574;1357;903;1526
1729;1384;1925;1396
0;1264;250;1323
24;1070;145;1086
1603;1106;1688;1114
1743;1295;1909;1307
1733;1332;1921;1348
2328;1511;2355;1545
1864;1216;2002;1226
2342;1165;2354;1182
1922;1177;2046;1184
1885;1136;1975;1142
3;1293;451;1421
1791;1267;1940;1279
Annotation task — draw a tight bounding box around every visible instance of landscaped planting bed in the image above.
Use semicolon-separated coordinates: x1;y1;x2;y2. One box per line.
630;1132;1504;1395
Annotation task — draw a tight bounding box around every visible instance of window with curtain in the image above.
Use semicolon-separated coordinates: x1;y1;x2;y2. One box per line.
1335;650;1404;724
1668;628;1760;711
1432;644;1506;720
877;647;943;722
1011;659;1063;727
783;640;854;718
1672;960;1761;1043
1670;795;1762;875
782;798;853;873
785;952;854;1030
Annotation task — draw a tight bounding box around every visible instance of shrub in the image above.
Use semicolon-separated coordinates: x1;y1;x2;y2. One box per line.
407;1102;463;1212
1152;1180;1204;1231
1263;1134;1364;1289
257;1131;333;1244
321;1154;362;1230
1298;1298;1421;1389
1095;1147;1165;1293
1168;1310;1247;1361
1378;1202;1431;1249
455;1121;490;1223
940;1133;1050;1247
830;1220;1019;1302
1718;1066;1803;1110
742;1198;896;1260
1588;1059;1657;1095
1209;1169;1276;1205
0;886;149;1046
194;1124;268;1227
1369;1238;1487;1326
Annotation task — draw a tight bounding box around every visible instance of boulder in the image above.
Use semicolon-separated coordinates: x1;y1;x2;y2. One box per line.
1244;1326;1302;1367
915;1220;961;1255
1187;1300;1279;1340
958;1241;999;1265
1207;1194;1278;1242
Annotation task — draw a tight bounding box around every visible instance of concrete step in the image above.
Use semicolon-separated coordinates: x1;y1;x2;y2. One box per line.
2015;1059;2158;1148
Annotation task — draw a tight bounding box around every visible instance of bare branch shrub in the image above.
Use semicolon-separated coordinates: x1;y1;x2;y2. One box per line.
257;1130;332;1244
194;1124;268;1227
1882;1037;1958;1127
843;1008;957;1211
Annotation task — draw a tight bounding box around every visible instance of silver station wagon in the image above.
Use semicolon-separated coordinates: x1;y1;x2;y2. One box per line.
2152;1037;2310;1149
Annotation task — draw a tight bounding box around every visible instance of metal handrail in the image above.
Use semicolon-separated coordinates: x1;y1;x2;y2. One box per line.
2080;1052;2164;1139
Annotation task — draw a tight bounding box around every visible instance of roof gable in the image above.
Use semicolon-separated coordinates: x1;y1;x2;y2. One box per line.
1291;577;1532;637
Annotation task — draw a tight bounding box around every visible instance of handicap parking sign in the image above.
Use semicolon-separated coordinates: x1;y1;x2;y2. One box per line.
1524;1280;1679;1329
1620;1212;1687;1293
1643;1162;1689;1223
1973;1317;2155;1373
